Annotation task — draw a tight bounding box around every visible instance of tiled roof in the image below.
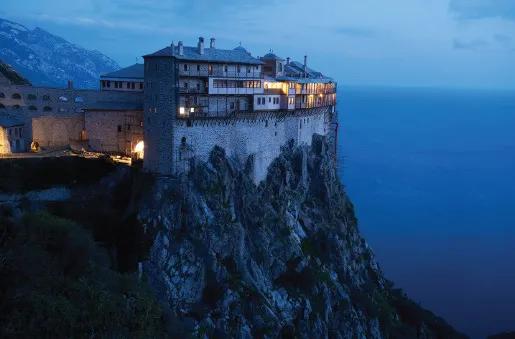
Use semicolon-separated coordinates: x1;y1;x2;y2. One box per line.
101;63;144;79
261;52;285;61
0;114;24;127
83;102;143;111
276;76;334;83
144;46;264;65
284;65;303;76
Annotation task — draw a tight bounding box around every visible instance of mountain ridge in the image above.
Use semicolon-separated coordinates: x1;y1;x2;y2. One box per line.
0;18;120;89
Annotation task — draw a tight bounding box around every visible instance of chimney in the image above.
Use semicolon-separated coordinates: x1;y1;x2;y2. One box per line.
210;38;215;49
198;37;205;55
178;41;184;56
170;41;175;56
67;80;73;89
286;57;290;65
303;55;308;77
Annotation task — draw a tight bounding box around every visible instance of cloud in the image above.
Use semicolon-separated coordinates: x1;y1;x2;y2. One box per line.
453;39;490;50
449;0;515;21
333;26;378;38
494;33;512;43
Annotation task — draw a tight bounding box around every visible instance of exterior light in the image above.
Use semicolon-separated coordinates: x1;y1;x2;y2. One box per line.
179;107;185;114
190;107;195;112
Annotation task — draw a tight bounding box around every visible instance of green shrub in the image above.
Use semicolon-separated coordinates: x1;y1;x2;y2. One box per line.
0;212;168;338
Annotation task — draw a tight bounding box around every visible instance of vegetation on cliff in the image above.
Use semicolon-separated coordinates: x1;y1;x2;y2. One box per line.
0;209;167;338
0;60;31;86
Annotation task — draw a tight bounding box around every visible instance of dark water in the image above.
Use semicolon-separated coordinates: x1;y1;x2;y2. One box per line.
337;87;515;339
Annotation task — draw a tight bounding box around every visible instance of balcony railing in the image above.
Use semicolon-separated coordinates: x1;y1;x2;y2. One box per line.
178;69;264;79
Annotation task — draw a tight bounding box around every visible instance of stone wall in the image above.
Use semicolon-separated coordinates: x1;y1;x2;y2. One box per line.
173;106;331;183
32;115;84;148
0;84;143;149
85;110;143;154
143;57;177;175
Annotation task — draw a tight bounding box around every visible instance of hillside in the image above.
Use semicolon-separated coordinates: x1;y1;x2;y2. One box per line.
0;59;31;85
0;18;119;89
0;138;468;338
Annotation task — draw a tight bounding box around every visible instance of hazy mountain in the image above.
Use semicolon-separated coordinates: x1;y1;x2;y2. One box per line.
0;18;119;89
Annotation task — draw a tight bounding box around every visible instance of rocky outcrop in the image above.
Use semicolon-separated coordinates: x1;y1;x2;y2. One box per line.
138;135;467;338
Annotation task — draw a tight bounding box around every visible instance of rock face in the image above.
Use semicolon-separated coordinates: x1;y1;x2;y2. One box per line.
0;18;119;89
139;135;467;339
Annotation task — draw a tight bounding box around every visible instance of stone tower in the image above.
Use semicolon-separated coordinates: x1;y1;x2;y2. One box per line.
143;46;178;175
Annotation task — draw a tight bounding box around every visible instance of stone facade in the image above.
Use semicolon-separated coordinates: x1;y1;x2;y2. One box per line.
32;115;84;148
173;106;330;183
85;110;143;154
143;57;177;175
0;83;143;149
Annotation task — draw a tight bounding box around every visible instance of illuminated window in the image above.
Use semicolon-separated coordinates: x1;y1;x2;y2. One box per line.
179;107;185;115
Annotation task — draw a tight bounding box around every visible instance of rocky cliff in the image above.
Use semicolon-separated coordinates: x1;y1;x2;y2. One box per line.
138;135;467;339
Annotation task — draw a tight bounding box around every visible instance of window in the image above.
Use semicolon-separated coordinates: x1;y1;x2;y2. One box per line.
269;97;271;103
230;102;235;109
20;129;22;138
0;92;4;98
224;66;228;72
127;124;131;131
132;82;135;89
140;82;143;89
75;97;84;103
28;94;37;100
208;65;213;73
9;129;12;136
184;82;188;89
12;93;21;100
13;105;20;110
140;121;143;127
184;64;188;71
0;103;5;109
255;66;258;70
196;83;200;91
43;106;52;112
74;108;84;113
196;64;200;71
117;125;122;132
107;81;111;88
237;66;241;73
278;63;283;72
28;105;37;111
58;107;67;112
101;80;106;88
59;96;68;102
127;82;130;89
248;69;251;73
265;120;268;127
15;128;18;136
115;82;118;89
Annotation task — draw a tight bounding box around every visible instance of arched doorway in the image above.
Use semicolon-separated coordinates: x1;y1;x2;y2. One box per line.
80;130;86;140
133;140;144;159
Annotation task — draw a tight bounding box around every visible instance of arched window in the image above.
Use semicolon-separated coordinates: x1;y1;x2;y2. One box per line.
59;96;68;102
43;106;52;112
58;107;67;112
0;103;5;109
43;95;51;101
28;105;38;111
0;92;5;98
74;97;84;103
13;104;21;110
181;137;186;144
12;93;21;100
28;94;37;100
74;108;84;113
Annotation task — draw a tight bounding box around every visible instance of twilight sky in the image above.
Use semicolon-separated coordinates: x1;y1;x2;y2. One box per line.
2;0;515;89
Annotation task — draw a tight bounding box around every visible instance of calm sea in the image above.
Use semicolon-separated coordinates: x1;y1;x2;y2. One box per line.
337;86;515;339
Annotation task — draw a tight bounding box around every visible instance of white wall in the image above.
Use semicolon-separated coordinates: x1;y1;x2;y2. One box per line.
254;95;282;111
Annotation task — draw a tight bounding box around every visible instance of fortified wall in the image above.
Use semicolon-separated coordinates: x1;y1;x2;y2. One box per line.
173;107;331;183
